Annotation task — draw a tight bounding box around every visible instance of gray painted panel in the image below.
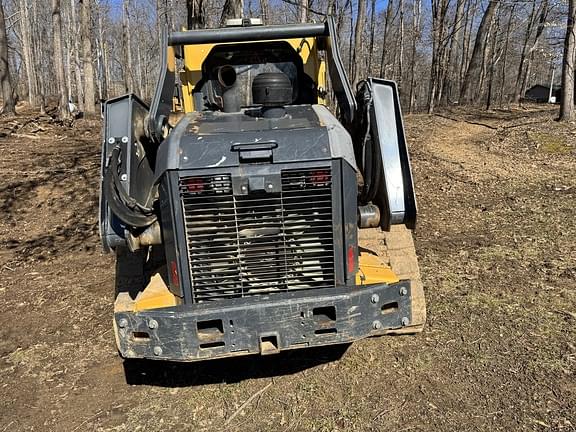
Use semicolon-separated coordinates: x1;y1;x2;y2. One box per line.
312;105;358;172
154;106;333;178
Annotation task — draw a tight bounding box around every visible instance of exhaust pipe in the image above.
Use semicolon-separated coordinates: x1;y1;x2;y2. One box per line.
217;65;240;113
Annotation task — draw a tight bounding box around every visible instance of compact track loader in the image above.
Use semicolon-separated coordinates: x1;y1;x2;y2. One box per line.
100;18;425;362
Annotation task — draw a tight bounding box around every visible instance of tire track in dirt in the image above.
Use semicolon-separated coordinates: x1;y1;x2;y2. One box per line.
417;119;520;182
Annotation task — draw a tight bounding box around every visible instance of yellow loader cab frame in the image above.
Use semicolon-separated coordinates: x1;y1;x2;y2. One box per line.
101;18;425;363
148;20;357;142
179;36;328;112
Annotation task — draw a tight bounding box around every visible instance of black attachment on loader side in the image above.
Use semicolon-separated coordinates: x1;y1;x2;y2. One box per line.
100;94;157;251
354;78;417;230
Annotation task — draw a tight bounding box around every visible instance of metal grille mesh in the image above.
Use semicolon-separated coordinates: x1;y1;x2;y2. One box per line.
180;168;335;302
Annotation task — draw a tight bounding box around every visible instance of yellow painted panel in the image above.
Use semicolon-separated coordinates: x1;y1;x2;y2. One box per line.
356;252;399;286
134;273;180;311
317;58;326;104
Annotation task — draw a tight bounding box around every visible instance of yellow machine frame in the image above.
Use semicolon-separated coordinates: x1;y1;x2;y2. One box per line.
178;37;327;112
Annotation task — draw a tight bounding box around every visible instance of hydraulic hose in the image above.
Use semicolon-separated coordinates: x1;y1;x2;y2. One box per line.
356;80;383;204
103;146;157;228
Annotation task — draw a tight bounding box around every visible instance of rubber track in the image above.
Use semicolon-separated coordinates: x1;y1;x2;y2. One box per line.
359;225;426;333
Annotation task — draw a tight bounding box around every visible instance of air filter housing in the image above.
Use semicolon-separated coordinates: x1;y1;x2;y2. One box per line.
252;72;292;117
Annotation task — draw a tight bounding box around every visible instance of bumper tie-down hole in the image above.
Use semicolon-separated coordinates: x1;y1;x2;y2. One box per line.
381;302;399;315
260;335;279;355
133;331;150;341
197;319;226;349
200;341;225;349
314;328;337;335
313;306;336;322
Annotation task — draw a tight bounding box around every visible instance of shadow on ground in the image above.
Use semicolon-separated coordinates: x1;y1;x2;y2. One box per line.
123;343;350;387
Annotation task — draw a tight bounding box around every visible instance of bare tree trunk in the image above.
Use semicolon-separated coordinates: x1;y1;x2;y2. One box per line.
81;0;96;113
19;0;38;106
427;0;449;113
187;0;205;29
94;36;103;101
459;0;499;105
122;0;133;93
434;31;450;107
70;0;85;110
441;0;464;104
379;0;393;77
220;0;243;25
0;0;15;115
31;0;45;113
486;12;500;110
478;10;497;96
336;0;348;35
460;0;476;88
520;51;535;102
348;0;353;74
397;0;404;87
98;0;110;101
95;1;107;101
327;0;335;15
299;0;308;23
259;0;269;24
498;4;515;106
352;0;367;86
157;0;173;30
428;5;441;112
64;7;73;102
155;0;162;49
135;38;144;96
104;39;111;99
52;0;70;119
367;0;376;75
560;0;576;121
408;0;420;113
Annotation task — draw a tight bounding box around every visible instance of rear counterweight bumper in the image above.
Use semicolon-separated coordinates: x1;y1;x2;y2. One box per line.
114;282;413;362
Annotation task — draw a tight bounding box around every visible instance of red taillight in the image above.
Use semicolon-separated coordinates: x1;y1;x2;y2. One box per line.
309;170;330;186
347;245;356;274
170;261;180;288
184;177;204;193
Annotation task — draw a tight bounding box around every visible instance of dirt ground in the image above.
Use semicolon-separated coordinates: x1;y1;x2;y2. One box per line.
0;104;574;431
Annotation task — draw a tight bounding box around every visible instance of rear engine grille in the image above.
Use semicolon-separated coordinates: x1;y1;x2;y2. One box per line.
180;168;335;302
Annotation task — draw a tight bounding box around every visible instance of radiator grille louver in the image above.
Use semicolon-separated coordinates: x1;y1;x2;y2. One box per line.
179;168;335;302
